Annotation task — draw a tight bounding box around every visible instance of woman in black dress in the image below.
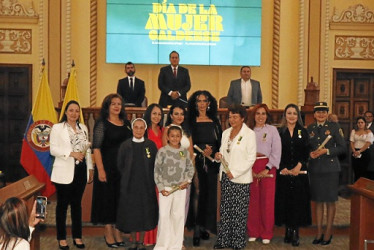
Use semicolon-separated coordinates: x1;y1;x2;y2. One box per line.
91;94;132;248
187;90;222;246
116;118;158;250
275;104;311;247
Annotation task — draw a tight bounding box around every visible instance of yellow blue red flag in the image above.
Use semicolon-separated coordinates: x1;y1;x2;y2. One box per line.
59;66;84;124
20;64;57;197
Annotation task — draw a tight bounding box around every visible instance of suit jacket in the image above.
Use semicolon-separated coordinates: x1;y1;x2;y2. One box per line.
50;122;93;184
158;65;191;108
226;78;262;106
307;121;346;174
219;124;256;184
117;77;145;107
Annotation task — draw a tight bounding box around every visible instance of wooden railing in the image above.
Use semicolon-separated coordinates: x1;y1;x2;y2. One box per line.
77;107;288;132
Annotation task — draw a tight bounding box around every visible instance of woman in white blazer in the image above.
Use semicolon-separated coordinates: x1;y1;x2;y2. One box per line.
213;104;256;250
50;100;93;250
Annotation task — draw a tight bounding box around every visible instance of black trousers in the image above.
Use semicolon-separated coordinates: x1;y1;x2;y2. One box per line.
54;162;87;240
352;149;370;182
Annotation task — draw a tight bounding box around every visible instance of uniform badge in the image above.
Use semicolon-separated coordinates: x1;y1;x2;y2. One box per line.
325;130;331;135
309;131;315;138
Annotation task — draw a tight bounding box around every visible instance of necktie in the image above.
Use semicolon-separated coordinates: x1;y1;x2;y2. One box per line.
173;67;177;78
129;78;133;90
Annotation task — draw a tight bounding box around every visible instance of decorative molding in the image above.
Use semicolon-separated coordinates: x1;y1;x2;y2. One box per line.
90;0;97;107
323;0;330;102
0;28;31;54
38;0;43;63
330;4;374;30
65;0;71;74
0;0;38;22
271;0;280;109
335;36;374;60
332;4;374;23
297;0;305;106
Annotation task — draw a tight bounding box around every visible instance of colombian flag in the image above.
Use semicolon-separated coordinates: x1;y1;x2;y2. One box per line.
20;64;57;197
59;66;84;124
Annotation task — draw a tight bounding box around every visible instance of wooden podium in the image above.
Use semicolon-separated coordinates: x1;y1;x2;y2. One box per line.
348;178;374;250
0;175;45;250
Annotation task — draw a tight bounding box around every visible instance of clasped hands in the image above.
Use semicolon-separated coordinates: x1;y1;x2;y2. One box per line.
170;91;180;100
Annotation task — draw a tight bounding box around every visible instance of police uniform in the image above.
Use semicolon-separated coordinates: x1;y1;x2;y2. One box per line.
307;103;346;202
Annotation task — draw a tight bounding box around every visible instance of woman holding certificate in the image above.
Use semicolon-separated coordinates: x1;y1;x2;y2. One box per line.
275;104;311;247
213;104;256;250
187;90;222;246
247;103;281;245
50;100;93;249
307;102;346;246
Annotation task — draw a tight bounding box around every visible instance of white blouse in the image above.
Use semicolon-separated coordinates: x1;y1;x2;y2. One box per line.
350;130;373;149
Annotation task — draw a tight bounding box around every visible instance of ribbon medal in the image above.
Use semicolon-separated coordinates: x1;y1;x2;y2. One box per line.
298;129;302;138
145;147;151;158
237;136;243;145
179;150;185;159
262;133;267;142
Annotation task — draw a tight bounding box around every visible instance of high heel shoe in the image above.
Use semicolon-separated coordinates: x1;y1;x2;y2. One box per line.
284;227;292;243
200;230;210;240
312;234;324;244
104;236;118;248
193;236;200;246
321;235;333;245
73;239;85;249
58;241;69;250
291;228;300;247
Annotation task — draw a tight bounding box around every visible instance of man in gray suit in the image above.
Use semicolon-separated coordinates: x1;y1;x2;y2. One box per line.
226;66;262;107
364;111;374;180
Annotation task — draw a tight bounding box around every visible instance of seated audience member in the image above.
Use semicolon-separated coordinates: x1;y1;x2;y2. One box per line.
0;197;42;250
117;62;145;107
226;66;262;107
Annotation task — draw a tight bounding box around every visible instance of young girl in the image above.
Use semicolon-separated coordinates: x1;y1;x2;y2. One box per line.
154;126;195;250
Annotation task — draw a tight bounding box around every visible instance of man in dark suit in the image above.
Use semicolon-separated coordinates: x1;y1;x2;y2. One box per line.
158;51;191;108
364;111;374;179
117;62;145;107
226;66;262;107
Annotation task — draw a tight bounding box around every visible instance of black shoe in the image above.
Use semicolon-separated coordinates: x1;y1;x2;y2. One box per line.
284;227;292;243
58;241;69;250
213;243;225;249
193;236;200;246
73;239;85;249
312;234;324;244
128;242;138;250
291;228;299;247
321;235;332;245
116;241;125;247
104;237;118;248
137;242;146;250
200;230;210;240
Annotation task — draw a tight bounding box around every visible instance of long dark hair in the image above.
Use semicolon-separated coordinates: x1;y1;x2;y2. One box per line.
280;103;304;129
59;100;80;123
165;104;190;136
187;90;219;128
0;197;30;250
143;103;164;128
99;93;127;121
354;116;368;131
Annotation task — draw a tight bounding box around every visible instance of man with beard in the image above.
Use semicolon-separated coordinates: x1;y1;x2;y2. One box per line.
117;62;146;107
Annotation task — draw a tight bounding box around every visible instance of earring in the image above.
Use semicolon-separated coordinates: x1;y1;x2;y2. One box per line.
207;106;210;110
